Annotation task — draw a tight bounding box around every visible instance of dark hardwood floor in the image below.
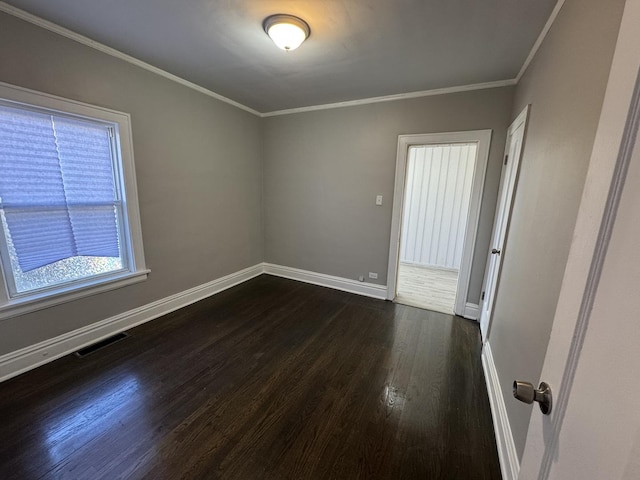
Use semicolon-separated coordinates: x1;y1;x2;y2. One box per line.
0;275;501;479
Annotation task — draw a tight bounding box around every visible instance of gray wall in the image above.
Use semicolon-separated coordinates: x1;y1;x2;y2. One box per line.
486;0;626;459
263;88;514;304
0;13;264;355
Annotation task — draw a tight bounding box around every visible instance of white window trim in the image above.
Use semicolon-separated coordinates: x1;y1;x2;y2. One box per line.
0;81;148;320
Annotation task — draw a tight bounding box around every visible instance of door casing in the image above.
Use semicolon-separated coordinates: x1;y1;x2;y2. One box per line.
387;130;491;317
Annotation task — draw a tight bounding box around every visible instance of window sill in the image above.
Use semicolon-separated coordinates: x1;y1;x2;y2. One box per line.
0;269;150;321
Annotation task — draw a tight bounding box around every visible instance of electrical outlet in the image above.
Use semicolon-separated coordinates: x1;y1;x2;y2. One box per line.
375;195;383;206
368;272;378;279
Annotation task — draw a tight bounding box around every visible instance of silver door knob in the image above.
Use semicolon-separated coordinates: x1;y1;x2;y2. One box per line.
513;381;552;415
491;248;501;255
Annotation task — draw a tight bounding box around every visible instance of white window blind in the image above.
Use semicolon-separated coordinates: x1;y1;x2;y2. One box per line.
0;84;147;320
0;104;122;274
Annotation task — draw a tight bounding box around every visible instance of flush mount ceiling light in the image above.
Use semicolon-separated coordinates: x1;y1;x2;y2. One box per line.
263;14;310;51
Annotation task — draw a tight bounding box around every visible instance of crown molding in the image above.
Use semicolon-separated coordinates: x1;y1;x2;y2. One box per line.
0;1;262;117
262;79;517;117
516;0;566;83
0;0;564;117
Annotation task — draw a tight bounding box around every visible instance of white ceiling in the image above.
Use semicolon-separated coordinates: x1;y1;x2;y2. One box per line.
3;0;558;113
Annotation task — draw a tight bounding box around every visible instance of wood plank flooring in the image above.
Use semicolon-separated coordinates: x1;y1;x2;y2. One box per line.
0;275;500;479
396;263;459;314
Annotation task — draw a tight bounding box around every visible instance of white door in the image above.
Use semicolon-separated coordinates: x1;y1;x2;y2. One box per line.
519;2;640;478
479;106;529;339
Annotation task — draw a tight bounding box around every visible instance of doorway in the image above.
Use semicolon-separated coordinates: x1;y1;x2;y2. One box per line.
387;130;492;316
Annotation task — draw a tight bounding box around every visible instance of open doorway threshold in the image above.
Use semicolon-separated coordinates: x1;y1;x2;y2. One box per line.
395;263;458;314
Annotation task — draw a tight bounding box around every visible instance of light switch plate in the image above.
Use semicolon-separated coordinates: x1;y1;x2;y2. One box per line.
376;195;383;206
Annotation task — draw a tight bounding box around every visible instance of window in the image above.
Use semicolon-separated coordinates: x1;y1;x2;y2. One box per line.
0;83;147;319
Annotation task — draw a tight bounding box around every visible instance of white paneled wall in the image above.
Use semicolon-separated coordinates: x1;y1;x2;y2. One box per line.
400;143;477;270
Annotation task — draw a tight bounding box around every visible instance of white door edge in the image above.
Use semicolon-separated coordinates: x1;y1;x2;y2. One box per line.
519;0;640;476
479;105;530;340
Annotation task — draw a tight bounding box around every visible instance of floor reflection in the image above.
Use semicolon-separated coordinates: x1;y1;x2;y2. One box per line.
0;276;500;479
43;374;142;465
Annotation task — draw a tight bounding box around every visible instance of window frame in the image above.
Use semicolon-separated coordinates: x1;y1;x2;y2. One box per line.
0;81;148;320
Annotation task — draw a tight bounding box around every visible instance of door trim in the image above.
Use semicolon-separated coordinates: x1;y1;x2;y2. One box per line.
386;130;492;317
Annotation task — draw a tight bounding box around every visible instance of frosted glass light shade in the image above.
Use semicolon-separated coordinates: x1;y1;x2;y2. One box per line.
263;14;310;51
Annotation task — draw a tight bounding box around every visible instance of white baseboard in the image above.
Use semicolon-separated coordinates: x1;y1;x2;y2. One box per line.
1;262;390;382
0;263;264;383
263;263;388;300
482;342;520;480
463;302;480;320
